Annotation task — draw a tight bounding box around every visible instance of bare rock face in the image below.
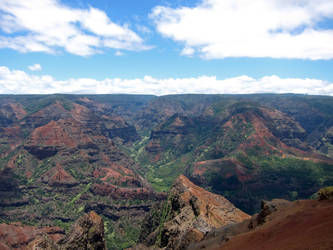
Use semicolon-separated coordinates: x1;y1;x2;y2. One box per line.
190;194;333;250
139;175;250;250
0;223;64;250
57;211;105;250
317;186;333;200
1;212;105;250
27;234;58;250
256;199;291;225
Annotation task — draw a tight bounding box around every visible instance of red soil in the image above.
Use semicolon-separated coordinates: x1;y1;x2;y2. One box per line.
0;223;64;250
41;163;77;186
29;120;77;148
217;199;333;250
8;103;27;120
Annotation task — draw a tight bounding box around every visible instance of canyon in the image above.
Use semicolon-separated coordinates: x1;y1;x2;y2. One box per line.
0;94;333;249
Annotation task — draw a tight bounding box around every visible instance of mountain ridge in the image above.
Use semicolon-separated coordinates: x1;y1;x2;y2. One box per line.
1;93;333;248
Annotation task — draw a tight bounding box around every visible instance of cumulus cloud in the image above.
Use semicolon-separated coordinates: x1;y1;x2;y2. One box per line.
0;66;333;96
150;0;333;59
28;64;42;71
0;0;150;56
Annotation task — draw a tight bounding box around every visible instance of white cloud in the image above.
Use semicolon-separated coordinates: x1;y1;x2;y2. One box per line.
136;25;152;34
0;0;149;56
181;47;195;56
115;51;124;56
0;66;333;96
28;64;42;71
150;0;333;60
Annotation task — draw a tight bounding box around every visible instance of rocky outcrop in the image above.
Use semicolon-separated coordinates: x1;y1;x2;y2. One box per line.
1;94;333;249
317;186;333;200
137;175;250;249
190;196;333;250
0;223;65;250
256;199;291;225
0;212;105;250
56;211;105;250
7;211;106;250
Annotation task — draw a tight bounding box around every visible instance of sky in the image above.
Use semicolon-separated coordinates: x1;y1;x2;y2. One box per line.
0;0;333;95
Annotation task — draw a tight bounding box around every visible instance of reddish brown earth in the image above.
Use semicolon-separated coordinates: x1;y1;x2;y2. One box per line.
138;175;250;250
192;158;252;183
41;163;78;187
191;199;333;250
0;223;64;250
26;118;90;148
217;200;333;250
175;175;250;228
237;107;332;162
7;103;27;120
0;211;106;250
19;100;145;191
1;95;333;249
190;106;333;195
0;126;23;157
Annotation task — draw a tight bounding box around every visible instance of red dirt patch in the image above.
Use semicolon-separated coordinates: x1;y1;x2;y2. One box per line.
8;103;27;120
41;163;77;186
29;120;76;148
217;200;333;250
0;223;64;250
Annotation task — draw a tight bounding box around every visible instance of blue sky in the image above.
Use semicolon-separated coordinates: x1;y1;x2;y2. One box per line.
0;0;333;95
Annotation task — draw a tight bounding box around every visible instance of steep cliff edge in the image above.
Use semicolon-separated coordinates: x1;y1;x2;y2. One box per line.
1;94;333;249
190;187;333;250
135;180;333;250
136;175;250;249
0;211;105;250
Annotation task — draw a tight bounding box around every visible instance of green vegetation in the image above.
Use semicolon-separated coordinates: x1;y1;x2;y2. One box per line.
145;153;191;192
202;154;333;213
68;182;91;206
9;94;74;115
317;186;333;200
156;196;174;246
54;219;71;232
31;159;52;180
1;94;333;247
104;216;141;250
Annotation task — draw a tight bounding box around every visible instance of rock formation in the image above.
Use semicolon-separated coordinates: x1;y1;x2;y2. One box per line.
0;211;105;250
0;223;65;250
55;211;105;250
137;175;250;249
1;94;333;249
190;193;333;250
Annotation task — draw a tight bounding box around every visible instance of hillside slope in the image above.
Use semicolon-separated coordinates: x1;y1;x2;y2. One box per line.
136;175;250;250
1;94;333;248
190;193;333;250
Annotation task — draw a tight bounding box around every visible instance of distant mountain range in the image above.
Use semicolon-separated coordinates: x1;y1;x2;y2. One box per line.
0;94;333;249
